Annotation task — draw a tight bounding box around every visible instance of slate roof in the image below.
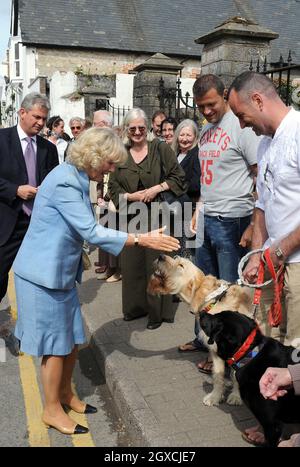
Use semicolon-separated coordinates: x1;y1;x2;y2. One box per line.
18;0;300;62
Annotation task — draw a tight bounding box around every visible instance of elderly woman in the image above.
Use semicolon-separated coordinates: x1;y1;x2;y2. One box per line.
108;108;187;329
172;119;200;204
13;128;179;436
171;119;201;260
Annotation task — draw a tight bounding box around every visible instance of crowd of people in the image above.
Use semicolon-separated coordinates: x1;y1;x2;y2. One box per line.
1;70;300;445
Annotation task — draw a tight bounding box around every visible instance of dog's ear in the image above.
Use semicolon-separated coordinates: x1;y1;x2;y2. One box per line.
200;312;224;345
182;279;194;300
207;322;223;345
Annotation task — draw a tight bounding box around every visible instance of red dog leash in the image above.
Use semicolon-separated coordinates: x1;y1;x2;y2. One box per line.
252;248;284;327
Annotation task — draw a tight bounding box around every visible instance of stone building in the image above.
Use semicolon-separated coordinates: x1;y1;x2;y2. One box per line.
1;0;299;128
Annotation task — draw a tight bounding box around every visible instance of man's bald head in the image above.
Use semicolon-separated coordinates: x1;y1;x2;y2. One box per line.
93;110;113;128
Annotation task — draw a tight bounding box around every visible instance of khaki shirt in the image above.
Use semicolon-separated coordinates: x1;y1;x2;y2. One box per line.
108;139;187;207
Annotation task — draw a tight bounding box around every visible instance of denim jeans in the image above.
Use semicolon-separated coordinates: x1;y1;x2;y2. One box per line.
195;214;251;282
194;214;251;344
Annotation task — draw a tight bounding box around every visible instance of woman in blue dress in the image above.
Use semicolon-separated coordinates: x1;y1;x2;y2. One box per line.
13;127;179;435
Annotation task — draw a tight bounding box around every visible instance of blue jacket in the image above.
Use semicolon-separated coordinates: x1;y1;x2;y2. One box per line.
13;162;127;289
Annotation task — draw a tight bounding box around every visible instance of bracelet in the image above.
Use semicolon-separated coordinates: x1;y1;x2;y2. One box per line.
134;234;139;246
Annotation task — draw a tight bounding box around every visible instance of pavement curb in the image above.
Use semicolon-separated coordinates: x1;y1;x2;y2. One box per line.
89;332;169;446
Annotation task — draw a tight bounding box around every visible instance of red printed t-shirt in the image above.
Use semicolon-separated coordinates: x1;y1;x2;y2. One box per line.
199;110;259;217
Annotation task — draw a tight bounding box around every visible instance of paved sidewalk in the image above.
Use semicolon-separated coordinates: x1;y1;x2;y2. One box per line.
78;253;256;447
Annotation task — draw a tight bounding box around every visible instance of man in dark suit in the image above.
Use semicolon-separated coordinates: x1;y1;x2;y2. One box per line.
0;92;59;302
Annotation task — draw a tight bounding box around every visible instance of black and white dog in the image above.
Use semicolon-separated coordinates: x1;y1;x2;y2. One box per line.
199;310;300;447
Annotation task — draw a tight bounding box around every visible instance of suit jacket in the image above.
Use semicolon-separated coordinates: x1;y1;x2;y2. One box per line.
13;162;128;290
0;126;59;245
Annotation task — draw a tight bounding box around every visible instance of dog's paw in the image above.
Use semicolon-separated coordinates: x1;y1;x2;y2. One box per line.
203;392;224;406
226;392;242;406
224;379;233;389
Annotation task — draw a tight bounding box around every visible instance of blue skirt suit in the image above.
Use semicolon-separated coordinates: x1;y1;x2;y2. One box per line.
13;163;128;357
14;278;85;357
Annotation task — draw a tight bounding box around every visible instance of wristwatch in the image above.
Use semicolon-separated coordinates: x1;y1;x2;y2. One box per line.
274;246;285;261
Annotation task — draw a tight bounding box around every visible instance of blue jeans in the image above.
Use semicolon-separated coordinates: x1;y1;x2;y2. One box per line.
194;214;251;344
195;214;251;282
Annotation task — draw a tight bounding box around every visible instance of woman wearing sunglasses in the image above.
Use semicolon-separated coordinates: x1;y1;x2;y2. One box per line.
108;108;187;329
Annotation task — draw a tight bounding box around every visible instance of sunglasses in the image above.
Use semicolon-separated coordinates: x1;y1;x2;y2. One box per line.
71;126;82;130
128;126;146;134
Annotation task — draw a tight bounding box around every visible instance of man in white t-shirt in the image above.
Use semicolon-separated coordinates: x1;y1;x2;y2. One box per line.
228;70;300;446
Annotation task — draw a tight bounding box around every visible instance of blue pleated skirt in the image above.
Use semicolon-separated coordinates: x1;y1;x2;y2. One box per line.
14;274;86;357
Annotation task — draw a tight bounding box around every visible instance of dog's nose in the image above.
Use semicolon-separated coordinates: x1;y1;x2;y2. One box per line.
158;254;166;262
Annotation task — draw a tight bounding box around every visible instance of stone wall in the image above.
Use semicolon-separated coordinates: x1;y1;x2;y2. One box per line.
195;17;278;87
36;47;199;79
201;37;273;85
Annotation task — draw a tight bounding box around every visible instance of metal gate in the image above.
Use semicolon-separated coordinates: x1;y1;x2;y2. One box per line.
95;98;131;125
250;51;300;107
157;77;200;123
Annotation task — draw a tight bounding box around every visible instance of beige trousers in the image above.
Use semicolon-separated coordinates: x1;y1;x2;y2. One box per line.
256;262;300;346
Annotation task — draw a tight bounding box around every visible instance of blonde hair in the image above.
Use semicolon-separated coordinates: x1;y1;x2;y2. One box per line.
67;127;127;170
171;119;199;154
121;108;154;146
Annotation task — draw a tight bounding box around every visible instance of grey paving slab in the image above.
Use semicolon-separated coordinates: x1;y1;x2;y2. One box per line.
79;253;256;447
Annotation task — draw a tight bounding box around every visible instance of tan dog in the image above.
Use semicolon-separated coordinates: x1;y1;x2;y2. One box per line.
147;254;253;406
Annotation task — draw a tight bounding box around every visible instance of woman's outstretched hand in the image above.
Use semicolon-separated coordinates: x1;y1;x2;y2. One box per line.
127;227;180;252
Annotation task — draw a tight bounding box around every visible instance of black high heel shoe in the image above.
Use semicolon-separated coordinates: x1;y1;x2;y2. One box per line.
83;404;98;414
43;418;89;435
62;403;98;414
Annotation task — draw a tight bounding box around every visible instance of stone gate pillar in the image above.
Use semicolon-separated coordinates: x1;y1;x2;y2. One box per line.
195;17;278;87
132;53;183;119
77;74;116;120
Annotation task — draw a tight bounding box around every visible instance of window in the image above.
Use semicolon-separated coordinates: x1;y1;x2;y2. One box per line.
14;43;20;77
15;61;20;77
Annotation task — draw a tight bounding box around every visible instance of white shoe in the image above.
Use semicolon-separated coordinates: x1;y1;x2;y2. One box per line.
106;273;122;283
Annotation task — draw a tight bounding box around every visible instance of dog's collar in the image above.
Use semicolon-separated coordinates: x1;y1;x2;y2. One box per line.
203;282;231;305
226;326;259;367
201;302;215;313
197;282;232;314
231;346;259;370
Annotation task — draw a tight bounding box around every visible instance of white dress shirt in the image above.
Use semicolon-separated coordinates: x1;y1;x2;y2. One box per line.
17;125;37;155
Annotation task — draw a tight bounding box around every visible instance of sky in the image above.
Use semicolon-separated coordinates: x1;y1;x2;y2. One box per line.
0;0;11;63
